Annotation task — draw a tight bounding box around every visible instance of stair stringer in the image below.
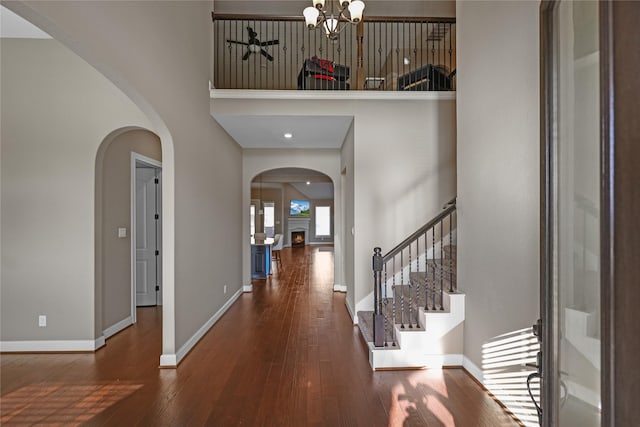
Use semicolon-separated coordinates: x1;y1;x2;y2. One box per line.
368;292;465;370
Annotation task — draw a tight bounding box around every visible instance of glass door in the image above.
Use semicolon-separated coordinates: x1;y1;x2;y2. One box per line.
541;1;601;425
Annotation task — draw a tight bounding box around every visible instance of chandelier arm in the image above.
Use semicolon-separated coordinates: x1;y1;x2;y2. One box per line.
306;0;363;37
316;8;328;26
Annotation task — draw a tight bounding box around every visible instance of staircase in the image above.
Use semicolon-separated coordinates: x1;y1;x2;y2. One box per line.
357;199;465;370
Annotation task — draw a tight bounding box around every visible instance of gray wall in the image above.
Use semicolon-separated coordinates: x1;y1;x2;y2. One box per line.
340;122;355;310
351;100;457;314
4;2;243;363
456;0;540;369
215;98;457;319
1;38;151;343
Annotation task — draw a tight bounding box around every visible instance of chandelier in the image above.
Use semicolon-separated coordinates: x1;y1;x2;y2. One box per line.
303;0;365;41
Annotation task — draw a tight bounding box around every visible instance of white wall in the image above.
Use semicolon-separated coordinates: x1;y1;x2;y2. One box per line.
1;38;151;347
3;1;243;365
215;96;457;319
456;0;540;372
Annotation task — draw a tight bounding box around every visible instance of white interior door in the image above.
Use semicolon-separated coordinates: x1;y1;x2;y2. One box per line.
136;166;161;306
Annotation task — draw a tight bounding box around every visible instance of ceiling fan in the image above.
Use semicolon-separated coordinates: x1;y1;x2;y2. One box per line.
226;27;280;61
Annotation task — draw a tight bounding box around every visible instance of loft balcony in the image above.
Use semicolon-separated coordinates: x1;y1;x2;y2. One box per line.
212;13;456;93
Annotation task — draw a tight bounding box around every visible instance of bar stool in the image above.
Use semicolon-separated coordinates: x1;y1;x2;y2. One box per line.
271;234;283;269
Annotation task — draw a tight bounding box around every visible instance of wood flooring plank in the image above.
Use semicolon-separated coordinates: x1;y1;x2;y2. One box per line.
1;245;520;426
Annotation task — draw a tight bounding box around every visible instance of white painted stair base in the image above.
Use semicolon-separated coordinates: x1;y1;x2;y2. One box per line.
368;291;465;370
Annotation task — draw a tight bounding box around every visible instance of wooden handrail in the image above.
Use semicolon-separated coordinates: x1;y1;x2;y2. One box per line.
212;12;456;24
382;198;456;262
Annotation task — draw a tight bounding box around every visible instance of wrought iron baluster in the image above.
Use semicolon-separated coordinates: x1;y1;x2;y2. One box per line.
440;219;444;310
400;252;405;329
424;231;429;310
432;224;436;311
415;239;420;321
449;210;454;293
392;259;397;343
408;244;413;328
384;263;389;346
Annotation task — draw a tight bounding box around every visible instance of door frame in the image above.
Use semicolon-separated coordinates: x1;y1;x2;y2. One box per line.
131;152;162;323
541;1;640;424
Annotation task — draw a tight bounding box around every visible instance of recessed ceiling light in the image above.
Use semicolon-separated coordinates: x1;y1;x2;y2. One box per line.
284;133;293;139
306;181;311;185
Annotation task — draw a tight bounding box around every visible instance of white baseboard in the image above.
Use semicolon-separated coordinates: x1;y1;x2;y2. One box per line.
345;298;357;324
94;335;106;350
159;353;177;367
243;284;253;292
369;348;464;370
171;288;243;366
333;284;347;292
103;316;133;339
0;339;100;352
462;355;484;384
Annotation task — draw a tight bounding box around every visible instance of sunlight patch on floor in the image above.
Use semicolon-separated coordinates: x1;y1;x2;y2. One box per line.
0;382;143;425
388;369;455;427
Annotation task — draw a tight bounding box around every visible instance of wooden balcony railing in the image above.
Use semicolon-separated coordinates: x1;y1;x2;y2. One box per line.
212;13;456;91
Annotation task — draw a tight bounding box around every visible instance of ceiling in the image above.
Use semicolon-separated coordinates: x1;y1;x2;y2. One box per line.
214;115;353;149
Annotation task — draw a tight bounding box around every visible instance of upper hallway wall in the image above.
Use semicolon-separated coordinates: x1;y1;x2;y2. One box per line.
213;1;456;18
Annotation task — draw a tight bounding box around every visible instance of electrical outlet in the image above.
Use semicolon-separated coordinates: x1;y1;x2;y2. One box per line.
223;285;227;294
38;315;47;327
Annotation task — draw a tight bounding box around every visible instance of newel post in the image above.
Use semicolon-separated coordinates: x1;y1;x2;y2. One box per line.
372;247;384;347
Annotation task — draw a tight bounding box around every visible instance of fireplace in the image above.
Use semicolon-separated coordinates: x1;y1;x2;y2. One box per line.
291;231;305;247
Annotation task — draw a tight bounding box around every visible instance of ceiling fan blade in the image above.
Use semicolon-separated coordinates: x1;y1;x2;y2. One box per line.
260;49;274;61
242;50;252;60
260;40;280;46
227;40;249;46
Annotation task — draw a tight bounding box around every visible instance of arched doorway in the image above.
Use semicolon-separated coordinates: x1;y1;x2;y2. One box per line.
248;167;337;283
95;127;162;341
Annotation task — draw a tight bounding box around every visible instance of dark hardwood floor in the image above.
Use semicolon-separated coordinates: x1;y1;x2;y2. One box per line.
1;246;520;426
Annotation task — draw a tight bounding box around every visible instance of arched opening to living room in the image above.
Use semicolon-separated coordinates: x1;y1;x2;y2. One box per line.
249;168;335;282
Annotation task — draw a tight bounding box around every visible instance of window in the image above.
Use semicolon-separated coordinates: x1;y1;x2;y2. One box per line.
263;202;275;238
315;206;331;236
250;204;256;237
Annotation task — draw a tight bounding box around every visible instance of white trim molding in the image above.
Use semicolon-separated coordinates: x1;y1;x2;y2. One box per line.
160;288;243;367
95;335;106;350
159;354;177;368
333;284;347;293
462;355;485;384
345;298;357;324
0;339;103;352
211;89;456;102
243;284;253;292
103;316;133;340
